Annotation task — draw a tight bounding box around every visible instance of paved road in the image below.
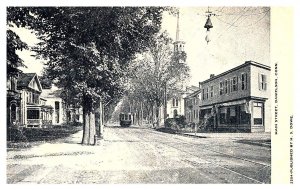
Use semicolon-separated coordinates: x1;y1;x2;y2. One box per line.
7;125;271;184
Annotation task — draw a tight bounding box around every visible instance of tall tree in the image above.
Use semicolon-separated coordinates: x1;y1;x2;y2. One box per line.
20;7;170;145
128;31;190;128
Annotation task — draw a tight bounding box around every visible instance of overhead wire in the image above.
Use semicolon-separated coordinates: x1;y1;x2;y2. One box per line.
214;7;270;16
216;7;249;40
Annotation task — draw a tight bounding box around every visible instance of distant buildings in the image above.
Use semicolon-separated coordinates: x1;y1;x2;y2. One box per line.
7;70;82;128
166;86;199;119
184;89;201;124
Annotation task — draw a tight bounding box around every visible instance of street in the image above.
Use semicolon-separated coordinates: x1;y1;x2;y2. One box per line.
7;125;271;184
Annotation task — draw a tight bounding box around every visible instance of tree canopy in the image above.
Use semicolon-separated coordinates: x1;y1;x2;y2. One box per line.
125;31;190;127
7;7;34;75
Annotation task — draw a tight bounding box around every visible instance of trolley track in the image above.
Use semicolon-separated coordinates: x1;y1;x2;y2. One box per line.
110;126;271;183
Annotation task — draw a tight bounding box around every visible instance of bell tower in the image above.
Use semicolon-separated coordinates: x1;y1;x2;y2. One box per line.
173;11;186;64
173;12;185;53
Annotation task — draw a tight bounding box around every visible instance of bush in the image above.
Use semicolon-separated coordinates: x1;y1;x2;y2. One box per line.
7;125;82;142
198;115;215;132
165;115;187;131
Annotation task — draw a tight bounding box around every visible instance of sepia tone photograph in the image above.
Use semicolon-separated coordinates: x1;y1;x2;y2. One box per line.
5;5;278;184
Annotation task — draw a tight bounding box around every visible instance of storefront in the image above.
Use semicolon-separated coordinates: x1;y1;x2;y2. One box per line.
200;99;266;132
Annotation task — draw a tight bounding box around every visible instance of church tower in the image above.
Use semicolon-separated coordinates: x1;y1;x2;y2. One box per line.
173;11;186;64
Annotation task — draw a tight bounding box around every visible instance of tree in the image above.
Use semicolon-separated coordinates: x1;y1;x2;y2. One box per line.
6;7;34;76
127;31;190;128
21;7;170;145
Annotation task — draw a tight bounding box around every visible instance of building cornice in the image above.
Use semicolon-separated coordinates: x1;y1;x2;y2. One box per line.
200;61;271;85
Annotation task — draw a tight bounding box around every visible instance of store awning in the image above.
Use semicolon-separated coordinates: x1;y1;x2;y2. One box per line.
217;99;246;107
199;105;213;110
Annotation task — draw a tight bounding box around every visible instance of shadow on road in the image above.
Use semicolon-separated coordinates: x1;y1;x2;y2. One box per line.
9;151;95;160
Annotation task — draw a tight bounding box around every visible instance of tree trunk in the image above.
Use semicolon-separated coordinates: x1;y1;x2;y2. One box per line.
88;111;96;145
155;104;160;128
81;95;96;145
82;109;89;144
151;104;155;128
98;100;104;139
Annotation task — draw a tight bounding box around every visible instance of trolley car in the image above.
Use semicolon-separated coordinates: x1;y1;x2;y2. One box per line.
119;112;133;127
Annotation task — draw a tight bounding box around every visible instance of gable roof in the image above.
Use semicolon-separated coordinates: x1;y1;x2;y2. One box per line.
17;73;36;88
17;73;42;92
184;89;201;99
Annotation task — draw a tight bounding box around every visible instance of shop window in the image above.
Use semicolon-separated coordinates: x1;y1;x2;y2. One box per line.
240;104;251;124
219;107;227;124
229;106;238;124
218;104;250;125
253;102;263;125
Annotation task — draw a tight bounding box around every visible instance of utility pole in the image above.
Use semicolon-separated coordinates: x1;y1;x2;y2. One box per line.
163;82;167;127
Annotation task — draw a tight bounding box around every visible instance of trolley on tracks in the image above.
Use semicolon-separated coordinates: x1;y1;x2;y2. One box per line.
119;112;133;127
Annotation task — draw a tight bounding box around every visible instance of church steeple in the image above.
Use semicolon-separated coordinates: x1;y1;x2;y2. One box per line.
176;12;180;41
174;11;185;53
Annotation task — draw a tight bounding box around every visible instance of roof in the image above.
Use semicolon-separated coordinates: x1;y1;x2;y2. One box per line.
41;88;62;98
17;73;36;88
184;89;201;99
199;61;271;85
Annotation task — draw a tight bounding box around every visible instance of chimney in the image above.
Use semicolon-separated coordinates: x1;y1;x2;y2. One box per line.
210;74;215;79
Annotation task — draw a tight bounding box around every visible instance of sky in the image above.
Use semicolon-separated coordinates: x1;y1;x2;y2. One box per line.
160;7;270;86
14;7;270;87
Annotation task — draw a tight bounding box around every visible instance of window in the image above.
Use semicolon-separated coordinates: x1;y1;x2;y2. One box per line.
219;81;224;95
259;74;267;91
27;110;40;119
241;73;248;90
202;89;205;100
253;102;263;125
172;98;178;107
210;86;213;97
219;107;227;124
26;92;29;103
224;80;228;94
11;78;16;91
227;79;231;93
240;104;251;124
219;104;251;125
232;76;237;91
206;88;209;99
55;101;60;123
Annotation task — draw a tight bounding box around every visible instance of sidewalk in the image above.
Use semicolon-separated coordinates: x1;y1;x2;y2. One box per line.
182;132;271;148
183;132;270;139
